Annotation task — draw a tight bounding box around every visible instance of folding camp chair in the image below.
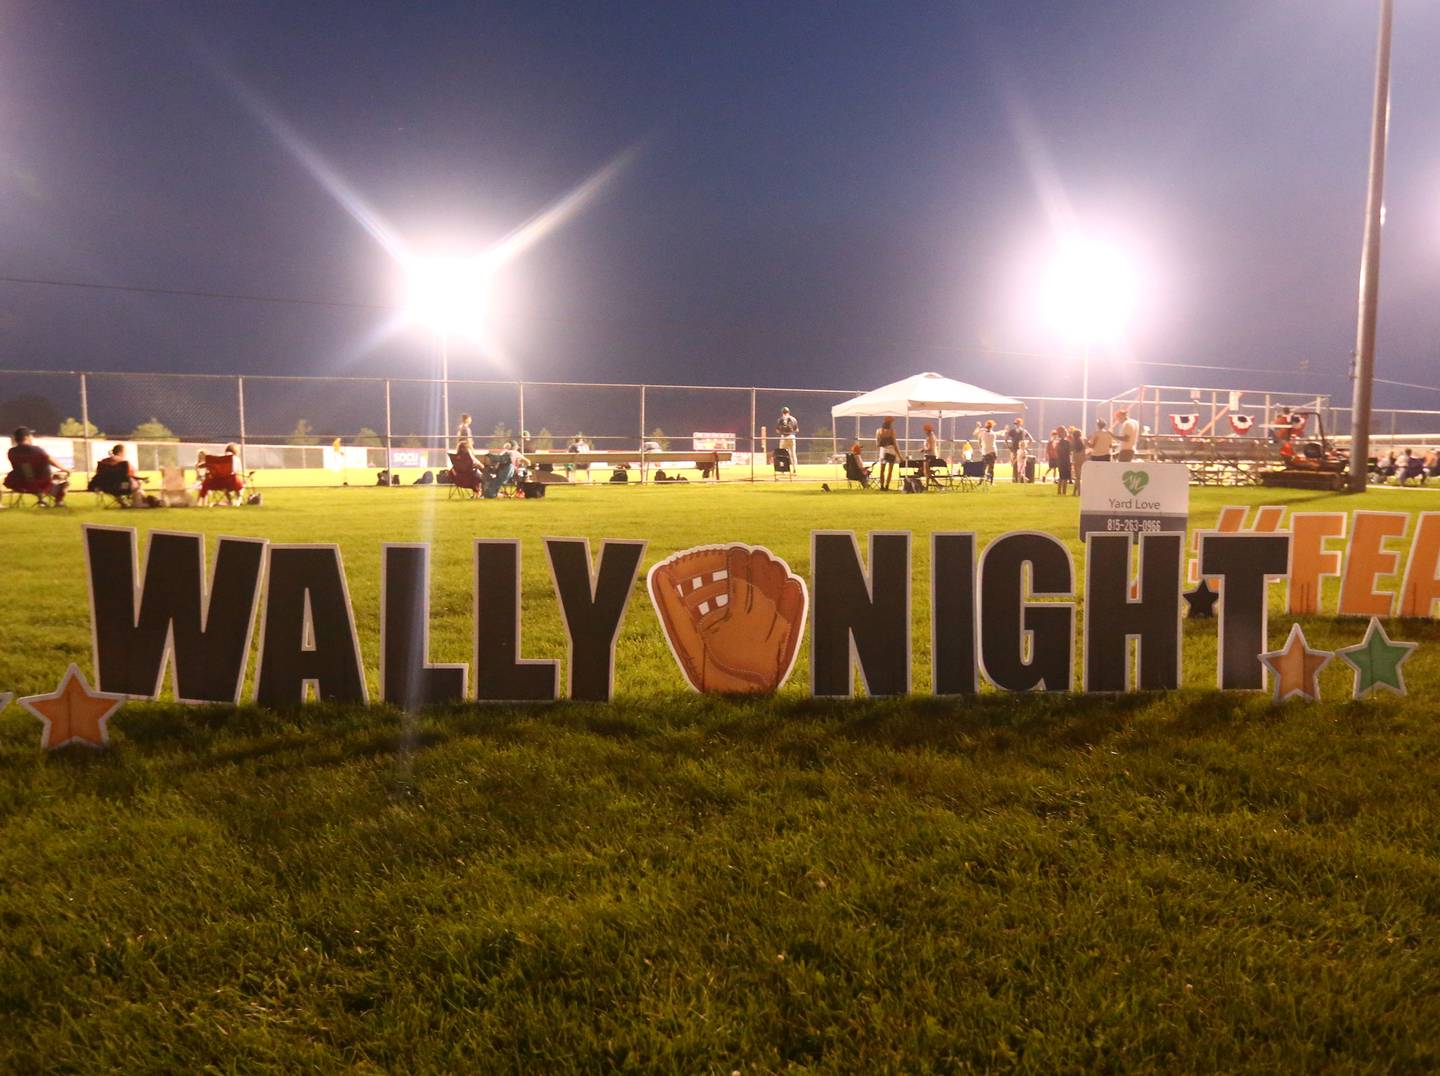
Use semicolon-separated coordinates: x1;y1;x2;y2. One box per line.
159;466;194;507
954;460;989;492
87;462;142;508
924;458;954;491
843;454;873;490
199;454;248;505
3;459;69;507
772;446;795;481
482;452;519;499
447;452;482;499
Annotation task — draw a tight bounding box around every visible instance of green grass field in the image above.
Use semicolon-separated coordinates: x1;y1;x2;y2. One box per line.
3;481;1440;1071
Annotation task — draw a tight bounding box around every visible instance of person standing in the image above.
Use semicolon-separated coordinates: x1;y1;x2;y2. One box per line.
921;422;944;479
1054;425;1073;496
1004;419;1029;483
1043;429;1060;483
975;420;998;484
1068;426;1087;495
456;413;473;447
1115;408;1141;462
776;406;799;461
1089;418;1115;463
876;416;900;490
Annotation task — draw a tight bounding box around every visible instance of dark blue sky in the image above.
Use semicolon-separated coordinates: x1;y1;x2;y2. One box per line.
2;1;1437;409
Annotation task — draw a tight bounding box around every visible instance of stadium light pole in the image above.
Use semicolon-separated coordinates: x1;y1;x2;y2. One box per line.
1347;0;1394;492
405;254;493;448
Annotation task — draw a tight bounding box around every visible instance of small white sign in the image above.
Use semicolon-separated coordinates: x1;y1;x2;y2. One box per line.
323;446;369;471
693;431;737;452
1079;461;1190;539
35;436;77;469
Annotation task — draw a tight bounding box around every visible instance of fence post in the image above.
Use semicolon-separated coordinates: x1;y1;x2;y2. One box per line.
79;372;91;472
384;379;393;484
237;376;247;472
639;384;647;482
749;388;757;483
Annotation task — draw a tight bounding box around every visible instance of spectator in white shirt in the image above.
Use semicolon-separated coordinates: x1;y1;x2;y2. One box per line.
1115;408;1141;462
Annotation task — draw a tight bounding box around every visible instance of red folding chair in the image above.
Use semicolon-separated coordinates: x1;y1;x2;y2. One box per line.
447;452;482;498
4;458;69;507
200;454;246;505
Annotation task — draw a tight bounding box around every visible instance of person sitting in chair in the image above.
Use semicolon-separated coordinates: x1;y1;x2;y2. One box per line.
484;441;530;498
5;426;69;505
200;443;245;506
90;444;144;506
844;442;872;488
1375;451;1398;482
447;439;483;497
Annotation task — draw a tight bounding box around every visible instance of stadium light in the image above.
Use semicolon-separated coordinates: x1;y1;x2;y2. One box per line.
1042;236;1138;429
405;253;494;443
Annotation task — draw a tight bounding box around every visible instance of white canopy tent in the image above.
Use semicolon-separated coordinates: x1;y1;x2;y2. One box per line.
830;372;1025;454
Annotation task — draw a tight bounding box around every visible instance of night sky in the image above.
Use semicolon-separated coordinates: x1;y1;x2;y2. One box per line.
3;1;1438;411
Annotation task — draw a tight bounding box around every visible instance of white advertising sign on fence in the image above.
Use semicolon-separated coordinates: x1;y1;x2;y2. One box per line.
1079;461;1190;539
324;446;370;471
693;432;737;451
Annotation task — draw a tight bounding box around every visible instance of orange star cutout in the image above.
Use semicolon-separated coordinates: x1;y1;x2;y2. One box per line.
19;665;124;750
1259;624;1332;703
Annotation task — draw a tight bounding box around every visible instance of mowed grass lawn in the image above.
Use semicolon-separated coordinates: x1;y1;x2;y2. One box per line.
3;481;1440;1071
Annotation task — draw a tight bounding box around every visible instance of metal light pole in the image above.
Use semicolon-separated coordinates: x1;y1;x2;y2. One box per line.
1347;0;1394;492
1081;339;1091;432
440;329;450;451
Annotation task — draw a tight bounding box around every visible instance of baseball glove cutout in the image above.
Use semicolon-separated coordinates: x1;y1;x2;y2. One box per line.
648;544;808;694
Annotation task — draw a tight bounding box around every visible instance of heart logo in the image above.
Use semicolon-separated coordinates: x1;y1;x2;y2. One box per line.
1121;470;1149;496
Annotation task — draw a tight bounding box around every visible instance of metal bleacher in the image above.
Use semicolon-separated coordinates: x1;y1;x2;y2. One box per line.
1145;434;1283;486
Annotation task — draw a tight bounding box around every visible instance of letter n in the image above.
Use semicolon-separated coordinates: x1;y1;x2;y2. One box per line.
810;531;910;697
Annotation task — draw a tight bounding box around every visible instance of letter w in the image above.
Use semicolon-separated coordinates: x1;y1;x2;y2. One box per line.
85;526;266;702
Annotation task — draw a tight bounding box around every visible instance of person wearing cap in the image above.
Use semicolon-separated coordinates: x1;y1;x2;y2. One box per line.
1089;418;1115;462
1114;408;1140;462
974;419;998;484
1005;417;1032;483
5;426;70;505
776;406;799;463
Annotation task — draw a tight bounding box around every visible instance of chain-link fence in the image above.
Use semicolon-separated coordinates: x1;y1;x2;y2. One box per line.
4;368;1439;484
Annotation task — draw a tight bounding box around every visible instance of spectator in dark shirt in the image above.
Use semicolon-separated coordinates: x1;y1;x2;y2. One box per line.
5;426;69;505
1053;425;1073;496
92;444;143;505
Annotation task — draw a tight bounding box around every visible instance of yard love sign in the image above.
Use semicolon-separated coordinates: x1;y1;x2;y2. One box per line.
65;518;1437;716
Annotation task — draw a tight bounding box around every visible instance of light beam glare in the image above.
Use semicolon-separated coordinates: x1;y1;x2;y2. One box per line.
487;141;645;268
201;51;410;263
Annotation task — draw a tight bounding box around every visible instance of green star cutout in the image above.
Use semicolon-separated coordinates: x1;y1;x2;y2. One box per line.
1335;618;1418;699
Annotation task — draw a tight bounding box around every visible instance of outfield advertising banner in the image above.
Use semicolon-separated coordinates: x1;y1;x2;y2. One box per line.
1079;461;1189;539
